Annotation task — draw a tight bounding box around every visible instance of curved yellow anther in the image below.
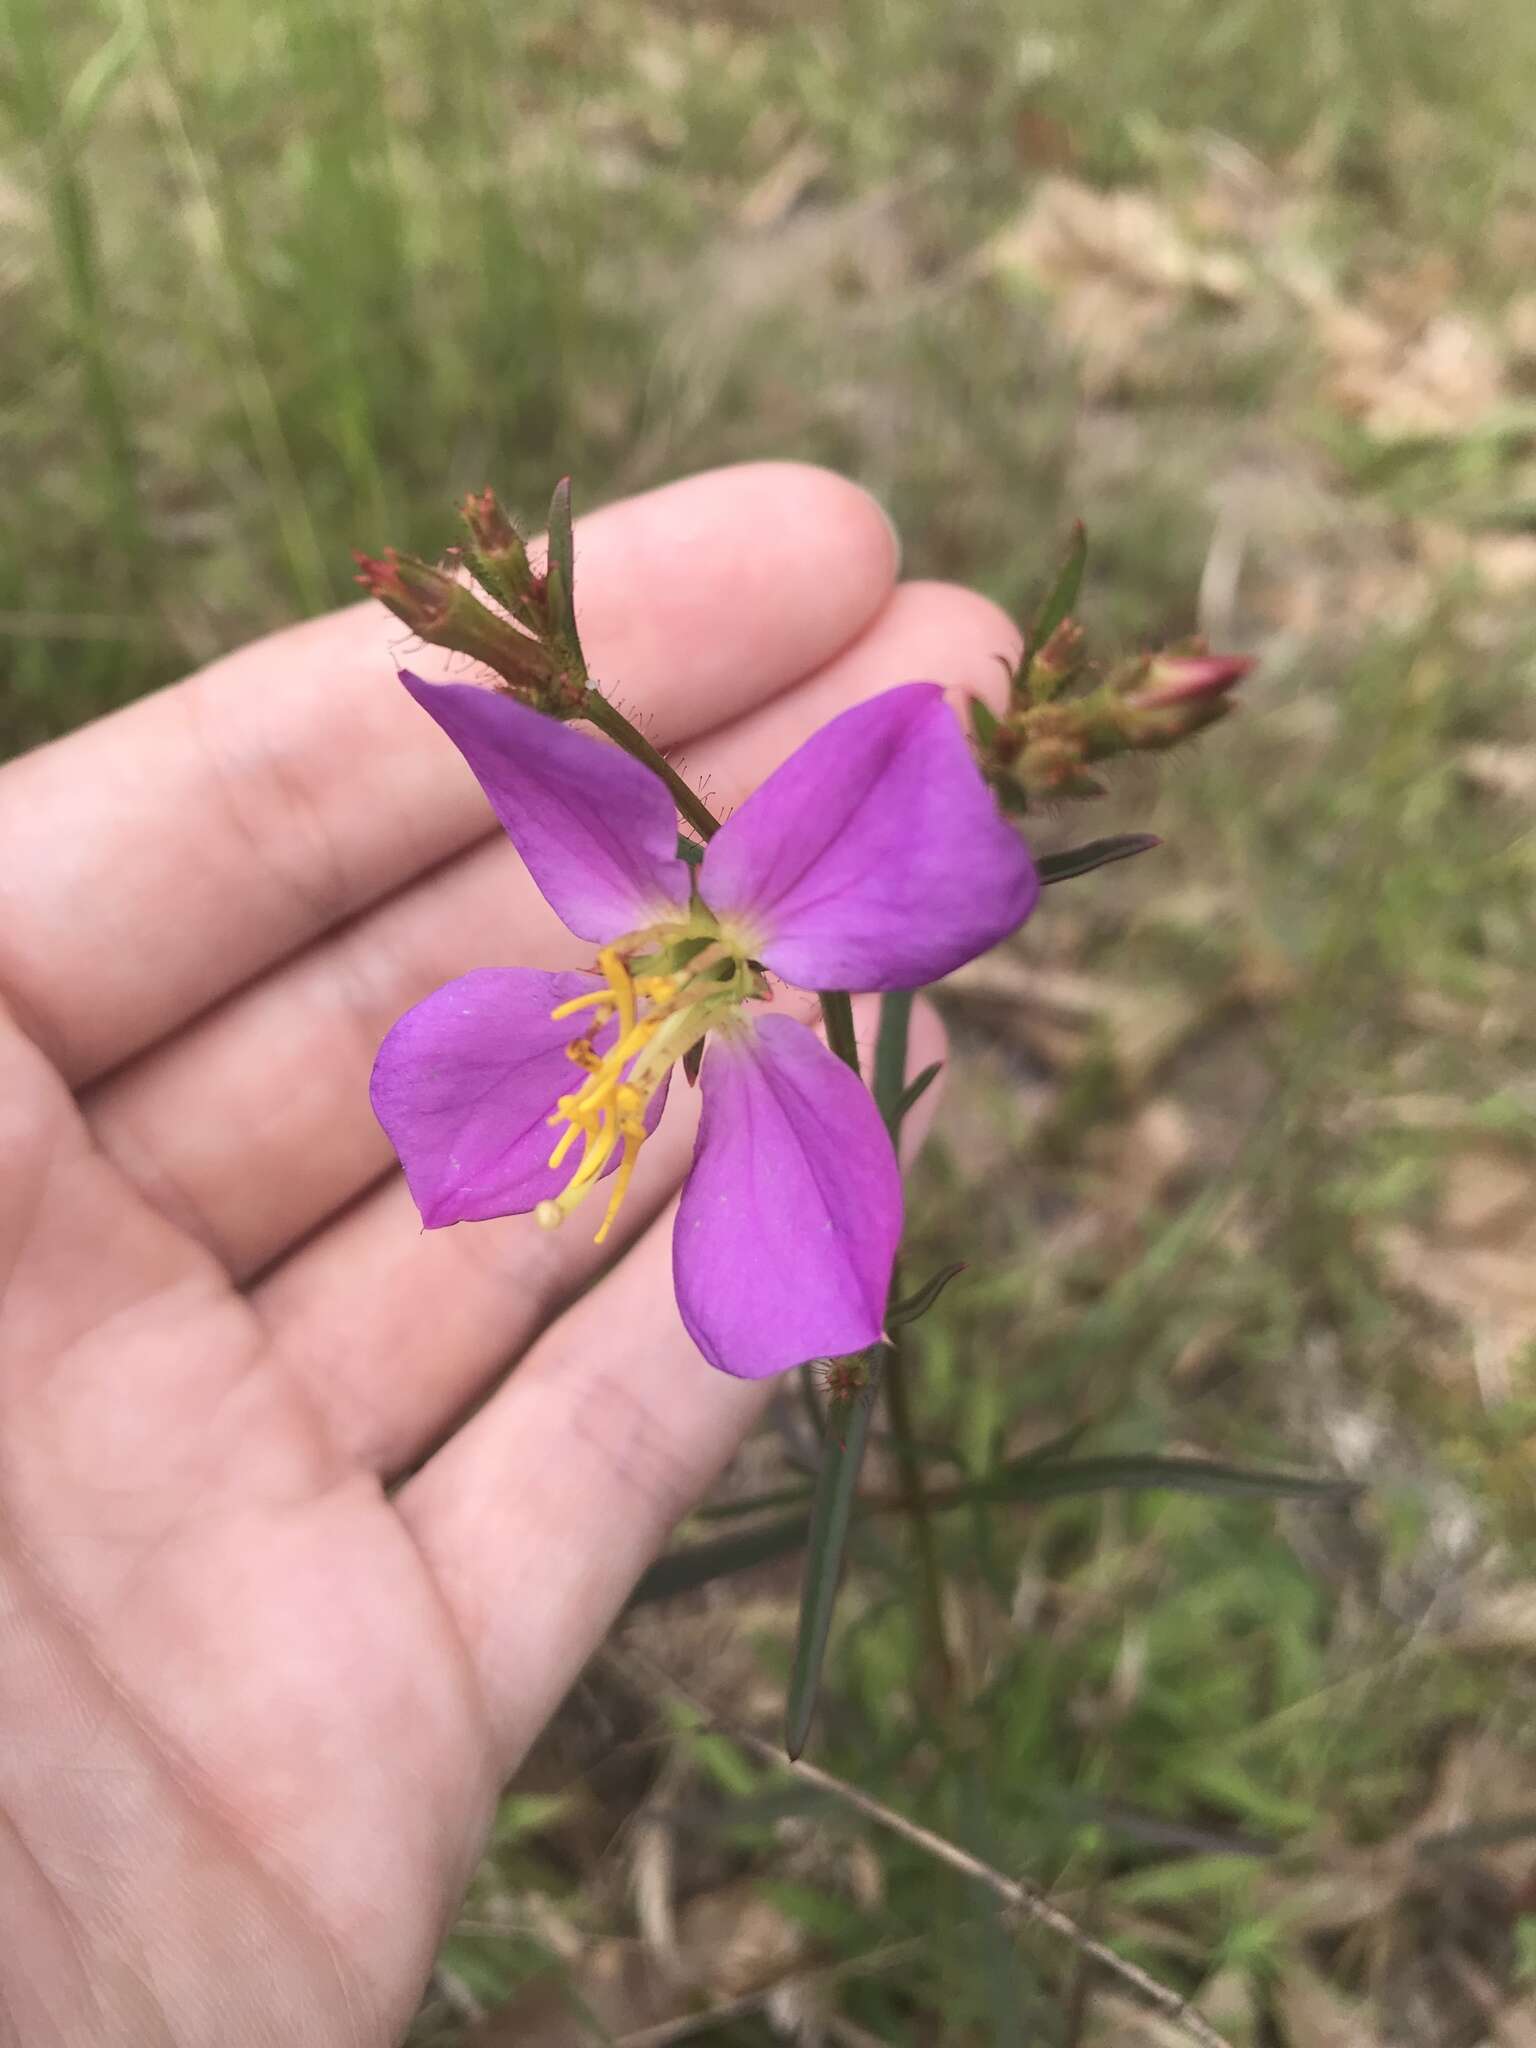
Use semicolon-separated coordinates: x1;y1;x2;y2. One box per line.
550;987;614;1022
539;929;751;1244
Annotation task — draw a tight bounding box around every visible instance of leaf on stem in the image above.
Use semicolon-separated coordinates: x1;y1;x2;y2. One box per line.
544;475;582;659
628;1513;808;1606
1037;833;1161;885
887;1260;967;1327
969;1452;1359;1509
1018;520;1086;691
892;1059;943;1127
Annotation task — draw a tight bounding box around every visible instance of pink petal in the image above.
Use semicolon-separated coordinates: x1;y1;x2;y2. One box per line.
673;1015;901;1378
699;682;1038;991
401;672;690;943
371;968;666;1227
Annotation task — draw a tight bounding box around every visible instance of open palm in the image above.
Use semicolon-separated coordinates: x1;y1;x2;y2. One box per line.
0;464;1016;2046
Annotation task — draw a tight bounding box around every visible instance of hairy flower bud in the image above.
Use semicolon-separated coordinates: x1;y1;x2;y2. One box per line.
1134;650;1255;709
461;489;541;624
1015;732;1108;799
354;548;579;712
1031;617;1086;698
1114;646;1253;746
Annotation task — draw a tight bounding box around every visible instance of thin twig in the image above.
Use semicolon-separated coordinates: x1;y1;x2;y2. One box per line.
613;1656;1233;2048
611;1937;919;2046
725;1731;1233;2048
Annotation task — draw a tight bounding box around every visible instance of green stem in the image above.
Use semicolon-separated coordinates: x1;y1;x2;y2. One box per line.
820;991;861;1076
884;1309;956;1705
871;990;954;1704
583;688;722;843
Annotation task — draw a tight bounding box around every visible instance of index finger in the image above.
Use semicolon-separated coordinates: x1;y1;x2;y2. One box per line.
0;464;897;1083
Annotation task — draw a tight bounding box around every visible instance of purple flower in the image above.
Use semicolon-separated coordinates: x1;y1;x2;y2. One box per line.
372;675;1038;1378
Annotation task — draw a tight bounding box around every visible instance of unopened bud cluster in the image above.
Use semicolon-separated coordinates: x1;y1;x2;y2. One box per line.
973;547;1253;810
355;484;589;718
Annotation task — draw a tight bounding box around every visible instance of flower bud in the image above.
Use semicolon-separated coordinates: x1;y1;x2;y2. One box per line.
1115;646;1253;747
1031;616;1086;698
1015;732;1108;799
1134;650;1254;709
354;547;561;706
461;489;542;622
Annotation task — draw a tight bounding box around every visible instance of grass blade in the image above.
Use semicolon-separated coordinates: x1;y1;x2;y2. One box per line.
697;1482;816;1522
628;1513;808;1606
970;1453;1358;1509
635;1453;1350;1608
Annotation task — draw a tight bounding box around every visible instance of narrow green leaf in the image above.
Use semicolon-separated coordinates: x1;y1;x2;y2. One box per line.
893;1059;942;1128
633;1453;1351;1613
888;1260;967;1327
1037;833;1161;885
785;1360;880;1758
627;1513;807;1606
972;1453;1358;1509
544;474;582;657
675;832;704;866
1031;519;1087;650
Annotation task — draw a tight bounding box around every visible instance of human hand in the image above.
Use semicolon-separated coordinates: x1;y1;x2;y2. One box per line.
0;464;1019;2046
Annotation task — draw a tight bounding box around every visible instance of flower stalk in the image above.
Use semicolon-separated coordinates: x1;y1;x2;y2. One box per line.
872;991;954;1703
582;686;723;845
883;1306;956;1704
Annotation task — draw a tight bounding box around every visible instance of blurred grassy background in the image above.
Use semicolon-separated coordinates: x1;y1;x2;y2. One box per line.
5;0;1536;2041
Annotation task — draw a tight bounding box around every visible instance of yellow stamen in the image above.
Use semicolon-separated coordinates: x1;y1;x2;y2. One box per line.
594;1109;647;1245
550;987;615;1022
547;1118;583;1172
600;945;636;1041
536;926;756;1242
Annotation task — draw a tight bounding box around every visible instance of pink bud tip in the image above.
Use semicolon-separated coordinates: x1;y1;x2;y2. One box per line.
1136;652;1255;708
353;548;404;600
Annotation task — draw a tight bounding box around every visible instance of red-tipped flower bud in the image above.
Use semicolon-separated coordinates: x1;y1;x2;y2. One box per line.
1032;616;1086;695
1133;650;1255;710
355;546;560;705
461;489;542;621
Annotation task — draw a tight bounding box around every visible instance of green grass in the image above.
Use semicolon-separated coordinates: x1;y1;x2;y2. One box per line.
7;1;1536;2041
